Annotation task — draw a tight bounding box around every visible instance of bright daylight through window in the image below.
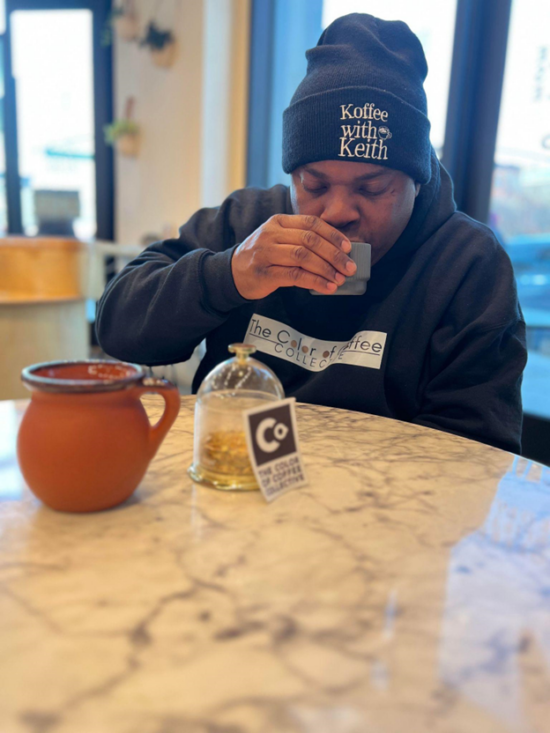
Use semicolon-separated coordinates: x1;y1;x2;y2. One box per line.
490;0;550;417
11;9;96;239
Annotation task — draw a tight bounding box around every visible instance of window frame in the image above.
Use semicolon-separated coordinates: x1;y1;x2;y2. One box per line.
442;0;513;222
246;0;323;188
3;0;114;240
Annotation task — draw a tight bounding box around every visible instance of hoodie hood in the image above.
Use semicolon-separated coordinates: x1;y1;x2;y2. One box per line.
381;147;456;266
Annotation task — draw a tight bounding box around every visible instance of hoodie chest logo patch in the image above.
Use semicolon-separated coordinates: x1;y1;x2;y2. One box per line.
246;314;387;372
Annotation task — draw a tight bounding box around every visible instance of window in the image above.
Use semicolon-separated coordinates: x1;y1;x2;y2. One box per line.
0;0;7;235
247;0;323;188
2;0;113;240
11;9;96;238
488;0;550;417
0;34;7;235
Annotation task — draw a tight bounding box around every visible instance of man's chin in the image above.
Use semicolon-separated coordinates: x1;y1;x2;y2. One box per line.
370;242;396;266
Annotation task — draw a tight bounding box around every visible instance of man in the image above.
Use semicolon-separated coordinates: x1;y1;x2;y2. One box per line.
97;13;527;453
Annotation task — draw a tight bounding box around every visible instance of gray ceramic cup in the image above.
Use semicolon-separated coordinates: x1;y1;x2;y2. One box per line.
311;242;371;296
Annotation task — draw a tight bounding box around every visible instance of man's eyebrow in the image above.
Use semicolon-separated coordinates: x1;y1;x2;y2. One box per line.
302;165;386;182
302;166;328;179
354;170;386;182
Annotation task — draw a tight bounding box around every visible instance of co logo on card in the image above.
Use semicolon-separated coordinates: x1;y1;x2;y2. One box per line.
255;418;289;453
248;403;297;467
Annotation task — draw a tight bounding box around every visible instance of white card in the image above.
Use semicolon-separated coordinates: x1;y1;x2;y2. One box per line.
243;397;308;502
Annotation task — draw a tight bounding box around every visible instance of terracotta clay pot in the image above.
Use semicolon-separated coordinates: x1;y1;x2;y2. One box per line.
116;133;140;157
113;14;139;41
150;42;177;68
17;360;180;513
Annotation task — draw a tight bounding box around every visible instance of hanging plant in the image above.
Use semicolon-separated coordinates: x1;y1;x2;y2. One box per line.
104;98;140;157
112;1;140;42
140;21;177;68
102;1;139;46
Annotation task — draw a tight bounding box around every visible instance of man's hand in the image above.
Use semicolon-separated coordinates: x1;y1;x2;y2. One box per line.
231;214;357;300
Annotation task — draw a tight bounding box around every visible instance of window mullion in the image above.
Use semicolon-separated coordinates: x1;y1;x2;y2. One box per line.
442;0;513;222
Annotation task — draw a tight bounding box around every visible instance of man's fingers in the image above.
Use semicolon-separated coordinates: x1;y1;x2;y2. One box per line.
268;245;346;285
232;214;354;300
274;214;351;252
273;228;356;277
268;265;338;294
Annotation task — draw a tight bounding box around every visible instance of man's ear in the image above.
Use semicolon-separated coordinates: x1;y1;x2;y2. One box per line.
415;182;421;197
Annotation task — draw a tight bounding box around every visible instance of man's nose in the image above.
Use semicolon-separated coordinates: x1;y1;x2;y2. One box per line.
319;193;360;230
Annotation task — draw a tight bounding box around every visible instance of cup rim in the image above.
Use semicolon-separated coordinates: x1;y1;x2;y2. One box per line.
21;359;146;393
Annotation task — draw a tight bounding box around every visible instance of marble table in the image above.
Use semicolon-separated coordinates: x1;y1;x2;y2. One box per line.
1;396;549;733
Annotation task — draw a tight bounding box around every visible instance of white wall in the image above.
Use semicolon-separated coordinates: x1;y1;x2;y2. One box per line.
114;0;250;245
201;0;250;207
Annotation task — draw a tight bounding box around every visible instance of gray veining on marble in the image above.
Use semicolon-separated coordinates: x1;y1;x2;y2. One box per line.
0;396;549;733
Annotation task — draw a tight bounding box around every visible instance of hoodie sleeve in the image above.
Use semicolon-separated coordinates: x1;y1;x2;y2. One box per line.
95;186;288;366
413;233;527;454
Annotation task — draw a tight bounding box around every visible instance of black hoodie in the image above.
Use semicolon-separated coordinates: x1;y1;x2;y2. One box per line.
96;154;527;453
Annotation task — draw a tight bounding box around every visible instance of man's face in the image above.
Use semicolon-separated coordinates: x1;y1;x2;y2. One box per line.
290;160;419;265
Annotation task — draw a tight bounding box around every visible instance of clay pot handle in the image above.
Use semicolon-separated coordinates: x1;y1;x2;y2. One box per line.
134;376;181;458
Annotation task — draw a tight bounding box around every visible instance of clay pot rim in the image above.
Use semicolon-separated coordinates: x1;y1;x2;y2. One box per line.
21;359;145;393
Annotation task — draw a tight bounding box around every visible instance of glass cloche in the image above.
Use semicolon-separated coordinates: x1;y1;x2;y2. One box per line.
188;344;284;491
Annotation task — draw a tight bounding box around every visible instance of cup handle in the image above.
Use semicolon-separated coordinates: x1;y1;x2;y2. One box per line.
135;376;181;458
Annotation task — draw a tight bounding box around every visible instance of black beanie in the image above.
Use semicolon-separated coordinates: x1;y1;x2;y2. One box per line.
282;13;432;184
